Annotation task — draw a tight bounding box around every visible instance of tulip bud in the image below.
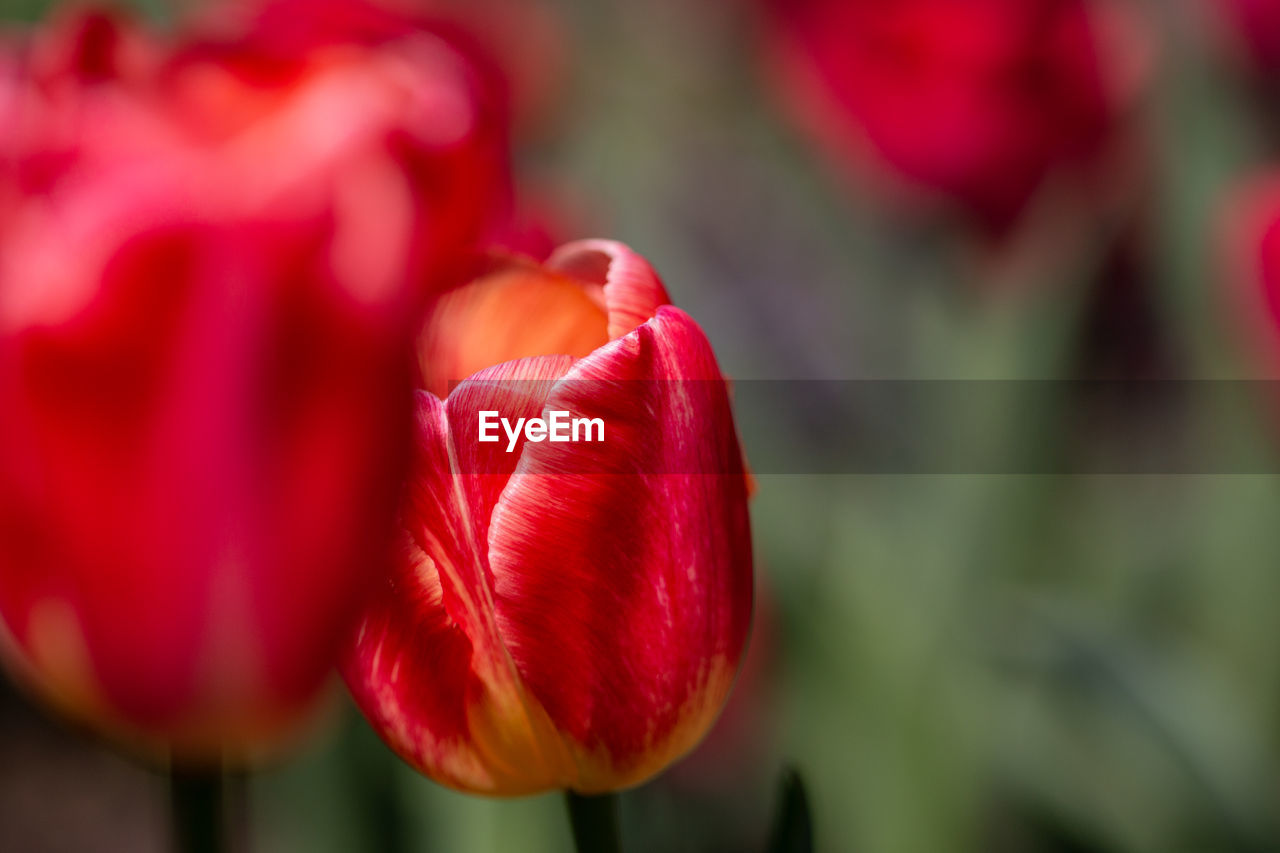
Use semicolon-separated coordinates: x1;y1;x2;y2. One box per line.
758;0;1127;232
0;3;508;761
341;241;754;795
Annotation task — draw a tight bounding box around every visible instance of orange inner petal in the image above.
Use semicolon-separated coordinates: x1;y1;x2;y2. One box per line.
419;259;609;397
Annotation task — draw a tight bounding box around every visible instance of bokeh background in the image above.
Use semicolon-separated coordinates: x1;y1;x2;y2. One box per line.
6;0;1280;851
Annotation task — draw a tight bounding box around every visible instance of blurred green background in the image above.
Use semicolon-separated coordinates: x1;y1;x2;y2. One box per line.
6;0;1280;851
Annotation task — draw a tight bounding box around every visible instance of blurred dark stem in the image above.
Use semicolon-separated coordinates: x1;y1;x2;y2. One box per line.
767;767;814;853
169;763;242;853
344;712;412;853
565;790;621;853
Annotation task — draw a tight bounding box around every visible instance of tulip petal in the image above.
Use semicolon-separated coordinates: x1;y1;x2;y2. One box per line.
486;306;753;791
0;0;511;762
547;239;671;341
343;355;582;793
342;531;495;788
443;355;576;551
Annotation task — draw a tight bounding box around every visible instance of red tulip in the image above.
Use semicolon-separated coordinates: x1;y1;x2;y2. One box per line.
0;4;508;760
176;0;511;269
1214;0;1280;73
758;0;1128;232
1223;174;1280;374
341;241;754;794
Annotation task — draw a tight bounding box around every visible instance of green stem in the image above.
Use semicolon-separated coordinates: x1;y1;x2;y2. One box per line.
169;764;230;853
564;791;621;853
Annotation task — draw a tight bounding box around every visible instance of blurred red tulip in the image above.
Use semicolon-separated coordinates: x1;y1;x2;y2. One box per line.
1223;174;1280;374
342;241;754;794
202;0;566;135
759;0;1133;233
177;0;511;269
1214;0;1280;73
0;3;508;761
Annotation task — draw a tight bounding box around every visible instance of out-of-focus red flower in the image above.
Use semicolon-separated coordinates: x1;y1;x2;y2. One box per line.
195;0;565;136
1214;0;1280;74
0;3;509;761
342;241;754;794
1223;175;1280;374
758;0;1133;233
177;0;511;273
